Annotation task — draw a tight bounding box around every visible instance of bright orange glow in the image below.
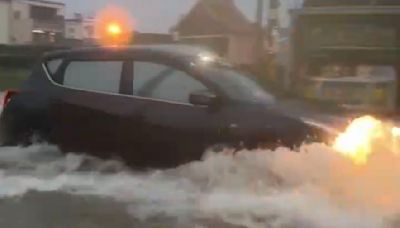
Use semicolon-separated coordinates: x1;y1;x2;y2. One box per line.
333;116;400;165
333;116;383;165
107;23;122;36
95;5;134;46
392;127;400;138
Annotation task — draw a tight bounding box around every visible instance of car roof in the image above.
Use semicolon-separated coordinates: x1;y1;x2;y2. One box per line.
43;44;217;60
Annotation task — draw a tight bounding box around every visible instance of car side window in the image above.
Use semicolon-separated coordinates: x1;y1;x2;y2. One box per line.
46;59;63;75
63;61;123;94
133;62;208;103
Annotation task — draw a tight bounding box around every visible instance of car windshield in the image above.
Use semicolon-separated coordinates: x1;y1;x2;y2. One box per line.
205;65;276;104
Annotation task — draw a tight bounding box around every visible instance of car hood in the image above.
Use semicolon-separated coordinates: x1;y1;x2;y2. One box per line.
230;102;335;144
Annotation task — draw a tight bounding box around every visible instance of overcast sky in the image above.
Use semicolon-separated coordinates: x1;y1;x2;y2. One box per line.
60;0;302;33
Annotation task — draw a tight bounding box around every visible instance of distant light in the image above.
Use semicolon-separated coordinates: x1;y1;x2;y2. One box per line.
107;23;122;36
95;5;134;46
198;53;216;63
32;29;45;34
392;127;400;138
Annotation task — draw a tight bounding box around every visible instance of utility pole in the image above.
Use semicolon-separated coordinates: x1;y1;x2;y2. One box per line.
255;0;265;60
267;0;279;46
256;0;264;29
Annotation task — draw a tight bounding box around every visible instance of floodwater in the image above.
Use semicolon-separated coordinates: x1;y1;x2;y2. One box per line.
0;144;399;228
1;93;400;228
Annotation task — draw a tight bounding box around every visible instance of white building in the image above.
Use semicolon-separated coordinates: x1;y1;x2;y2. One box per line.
65;14;98;43
65;18;83;40
0;0;65;44
0;0;12;44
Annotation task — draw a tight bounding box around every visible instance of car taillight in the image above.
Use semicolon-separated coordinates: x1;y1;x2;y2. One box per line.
2;90;18;108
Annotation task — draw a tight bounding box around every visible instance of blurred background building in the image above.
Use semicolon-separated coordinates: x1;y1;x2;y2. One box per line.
65;13;97;45
172;0;258;66
0;0;65;44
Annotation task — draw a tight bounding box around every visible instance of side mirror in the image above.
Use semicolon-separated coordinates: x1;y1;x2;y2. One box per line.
189;91;218;106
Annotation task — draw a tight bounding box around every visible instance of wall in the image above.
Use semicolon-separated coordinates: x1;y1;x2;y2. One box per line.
82;19;98;40
10;1;32;44
65;21;83;40
179;35;257;65
0;1;10;44
11;19;33;44
228;35;257;65
65;19;98;41
12;1;29;20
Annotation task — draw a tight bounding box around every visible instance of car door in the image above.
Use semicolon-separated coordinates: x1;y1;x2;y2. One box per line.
49;59;132;158
120;59;224;168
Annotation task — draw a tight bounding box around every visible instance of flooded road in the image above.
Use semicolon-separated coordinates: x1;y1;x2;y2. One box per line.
1;93;400;228
0;143;399;228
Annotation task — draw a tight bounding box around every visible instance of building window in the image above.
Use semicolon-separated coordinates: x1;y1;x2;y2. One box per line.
85;26;94;37
30;6;57;20
14;11;21;20
270;0;280;9
68;27;75;34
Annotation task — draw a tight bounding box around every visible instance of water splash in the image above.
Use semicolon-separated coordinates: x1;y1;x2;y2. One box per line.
0;143;398;227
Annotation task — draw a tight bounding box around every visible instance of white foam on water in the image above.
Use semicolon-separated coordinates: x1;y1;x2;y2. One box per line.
0;143;398;227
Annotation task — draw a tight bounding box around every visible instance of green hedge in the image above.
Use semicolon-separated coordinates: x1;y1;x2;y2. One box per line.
0;45;64;91
0;44;71;68
0;67;30;91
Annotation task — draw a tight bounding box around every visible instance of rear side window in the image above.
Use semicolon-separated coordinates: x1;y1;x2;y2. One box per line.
133;62;208;103
133;62;166;94
63;61;123;94
46;59;63;74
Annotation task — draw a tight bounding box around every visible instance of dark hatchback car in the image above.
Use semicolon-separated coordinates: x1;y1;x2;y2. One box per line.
0;45;327;168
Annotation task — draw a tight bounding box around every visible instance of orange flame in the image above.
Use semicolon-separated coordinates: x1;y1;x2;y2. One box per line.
95;5;134;46
107;23;122;36
333;116;400;165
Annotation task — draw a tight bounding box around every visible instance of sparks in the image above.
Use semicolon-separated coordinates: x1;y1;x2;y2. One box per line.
333;116;383;165
333;116;400;165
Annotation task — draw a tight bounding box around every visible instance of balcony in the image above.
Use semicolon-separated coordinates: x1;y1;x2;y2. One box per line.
32;16;64;33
